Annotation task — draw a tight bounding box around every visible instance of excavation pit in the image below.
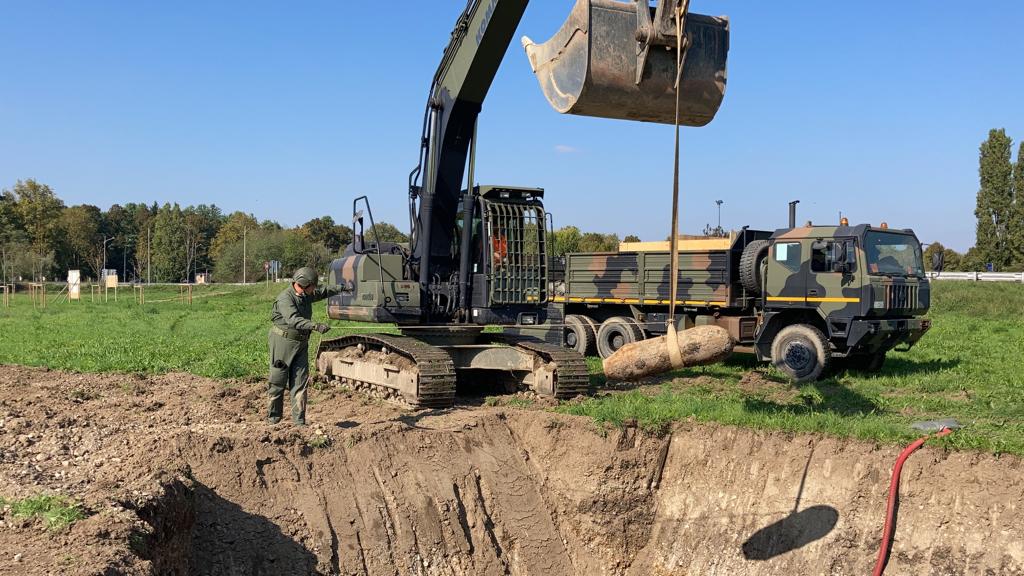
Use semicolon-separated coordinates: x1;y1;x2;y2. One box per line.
0;366;1021;575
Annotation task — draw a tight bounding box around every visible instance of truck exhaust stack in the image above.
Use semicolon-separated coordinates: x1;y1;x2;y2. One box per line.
523;0;729;126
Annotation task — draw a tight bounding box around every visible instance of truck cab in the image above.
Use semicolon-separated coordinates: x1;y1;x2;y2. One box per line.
754;223;930;381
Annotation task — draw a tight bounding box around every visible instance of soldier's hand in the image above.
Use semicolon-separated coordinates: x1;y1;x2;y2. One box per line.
313;323;331;334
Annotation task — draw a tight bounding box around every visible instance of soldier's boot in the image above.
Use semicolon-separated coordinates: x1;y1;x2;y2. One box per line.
268;359;289;424
291;366;309;425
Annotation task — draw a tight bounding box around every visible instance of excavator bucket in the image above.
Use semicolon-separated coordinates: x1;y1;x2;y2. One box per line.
523;0;729;126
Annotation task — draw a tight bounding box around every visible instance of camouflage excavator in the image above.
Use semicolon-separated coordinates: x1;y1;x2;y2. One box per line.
316;0;730;408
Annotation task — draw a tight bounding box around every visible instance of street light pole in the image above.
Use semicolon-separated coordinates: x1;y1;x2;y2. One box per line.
147;226;152;284
242;227;247;284
715;200;724;230
102;235;114;274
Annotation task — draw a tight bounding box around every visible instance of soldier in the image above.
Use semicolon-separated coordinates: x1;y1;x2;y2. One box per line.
268;267;344;425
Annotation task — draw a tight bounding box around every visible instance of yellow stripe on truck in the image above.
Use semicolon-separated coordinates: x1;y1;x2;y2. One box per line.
807;296;860;303
767;296;860;303
554;296;727;306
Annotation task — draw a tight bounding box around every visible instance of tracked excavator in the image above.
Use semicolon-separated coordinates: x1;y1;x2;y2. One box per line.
317;0;729;407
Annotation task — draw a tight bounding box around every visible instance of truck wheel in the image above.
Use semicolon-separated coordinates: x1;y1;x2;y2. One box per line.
739;239;770;295
771;324;831;383
564;315;596;356
596;316;645;359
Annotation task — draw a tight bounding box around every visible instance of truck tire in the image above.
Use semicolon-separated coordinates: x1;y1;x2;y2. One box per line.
771;324;831;383
564;314;596;356
597;316;645;359
739;239;770;295
579;315;599;342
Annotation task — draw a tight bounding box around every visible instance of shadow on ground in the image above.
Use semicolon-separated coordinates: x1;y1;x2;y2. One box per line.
742;445;839;561
873;356;960;376
744;381;881;417
189;482;319;576
742;505;840;561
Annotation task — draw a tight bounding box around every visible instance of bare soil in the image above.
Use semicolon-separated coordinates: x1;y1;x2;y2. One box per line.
0;365;1021;575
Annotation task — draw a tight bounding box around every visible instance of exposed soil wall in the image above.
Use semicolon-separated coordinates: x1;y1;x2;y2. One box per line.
0;366;1021;575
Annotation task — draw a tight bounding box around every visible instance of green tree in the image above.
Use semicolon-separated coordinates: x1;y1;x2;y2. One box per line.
285;229;332;272
942;248;963;271
975;129;1014;270
302;216;344;252
59;205;106;277
551;226;582;257
623;234;641;243
0;189;23;244
182;205;222;280
130;203;157;282
213;228;292;283
578;232;620;252
1012;141;1024;268
152;203;187;282
210;211;258;264
369;222;409;244
9;179;64;258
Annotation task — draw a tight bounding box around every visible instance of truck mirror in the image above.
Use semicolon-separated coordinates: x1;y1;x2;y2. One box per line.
353;210;365;254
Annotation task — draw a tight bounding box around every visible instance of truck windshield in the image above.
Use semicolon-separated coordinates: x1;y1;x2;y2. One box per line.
864;231;924;277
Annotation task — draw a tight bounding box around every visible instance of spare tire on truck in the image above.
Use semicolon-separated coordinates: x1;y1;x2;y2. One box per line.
739;239;770;295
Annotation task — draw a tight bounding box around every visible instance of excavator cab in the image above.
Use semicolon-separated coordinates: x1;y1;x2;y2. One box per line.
524;0;729;126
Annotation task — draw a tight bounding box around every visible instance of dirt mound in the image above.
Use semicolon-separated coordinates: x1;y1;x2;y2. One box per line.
0;365;1021;575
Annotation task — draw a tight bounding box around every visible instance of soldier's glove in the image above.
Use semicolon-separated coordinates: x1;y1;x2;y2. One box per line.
313;323;331;334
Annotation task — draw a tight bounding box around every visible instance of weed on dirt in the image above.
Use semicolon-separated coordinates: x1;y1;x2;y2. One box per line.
0;494;87;530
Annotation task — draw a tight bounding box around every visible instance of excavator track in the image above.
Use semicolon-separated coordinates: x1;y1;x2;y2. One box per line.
316;334;456;409
486;334;592;399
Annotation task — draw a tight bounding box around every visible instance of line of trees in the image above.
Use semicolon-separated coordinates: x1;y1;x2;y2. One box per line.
927;129;1024;272
0;180;410;284
970;128;1024;271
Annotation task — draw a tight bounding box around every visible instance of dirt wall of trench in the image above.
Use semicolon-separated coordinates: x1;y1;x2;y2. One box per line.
0;367;1021;575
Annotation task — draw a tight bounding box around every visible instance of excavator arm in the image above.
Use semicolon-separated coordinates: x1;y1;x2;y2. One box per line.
407;0;729;309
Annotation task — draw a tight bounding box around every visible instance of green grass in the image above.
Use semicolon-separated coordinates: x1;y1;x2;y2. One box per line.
0;281;1022;455
560;281;1024;455
0;283;381;380
0;495;87;530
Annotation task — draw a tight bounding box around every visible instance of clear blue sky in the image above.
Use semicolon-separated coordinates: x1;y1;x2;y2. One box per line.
2;1;1022;251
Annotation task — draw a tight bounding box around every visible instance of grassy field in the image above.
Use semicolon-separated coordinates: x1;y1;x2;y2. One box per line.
1;281;1022;455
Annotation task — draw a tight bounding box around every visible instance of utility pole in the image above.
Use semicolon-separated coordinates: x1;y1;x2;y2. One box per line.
147;226;152;284
242;227;247;284
715;200;724;229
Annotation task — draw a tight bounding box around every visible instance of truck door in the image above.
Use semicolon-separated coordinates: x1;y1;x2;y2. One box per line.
807;238;861;318
765;239;808;308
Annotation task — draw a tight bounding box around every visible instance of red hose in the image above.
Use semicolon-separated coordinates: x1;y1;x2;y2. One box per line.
872;427;953;576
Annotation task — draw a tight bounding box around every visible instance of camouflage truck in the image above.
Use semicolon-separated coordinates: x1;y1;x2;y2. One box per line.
550;222;931;382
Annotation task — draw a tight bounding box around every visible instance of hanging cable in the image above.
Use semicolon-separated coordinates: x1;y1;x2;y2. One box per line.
665;0;691;368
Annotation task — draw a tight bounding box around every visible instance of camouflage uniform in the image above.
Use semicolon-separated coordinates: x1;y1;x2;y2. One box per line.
268;269;343;424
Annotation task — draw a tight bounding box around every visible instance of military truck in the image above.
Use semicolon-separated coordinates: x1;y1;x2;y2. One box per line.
550;219;931;382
